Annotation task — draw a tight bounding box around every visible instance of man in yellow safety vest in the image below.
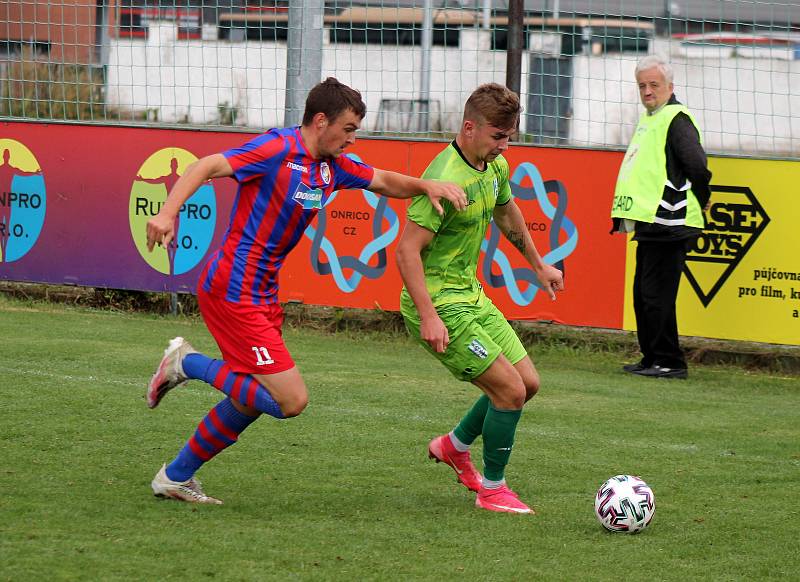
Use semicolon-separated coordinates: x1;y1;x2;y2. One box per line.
611;55;712;380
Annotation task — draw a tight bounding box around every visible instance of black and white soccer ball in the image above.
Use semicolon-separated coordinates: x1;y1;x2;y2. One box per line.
594;475;655;533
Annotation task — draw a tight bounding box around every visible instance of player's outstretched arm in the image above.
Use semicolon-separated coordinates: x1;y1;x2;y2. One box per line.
146;154;233;252
368;168;467;215
396;221;449;353
493;200;564;301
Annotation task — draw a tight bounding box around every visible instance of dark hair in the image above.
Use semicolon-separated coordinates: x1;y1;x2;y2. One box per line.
463;83;521;129
302;77;367;125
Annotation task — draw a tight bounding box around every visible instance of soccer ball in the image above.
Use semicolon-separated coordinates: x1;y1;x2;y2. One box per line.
594;475;655;533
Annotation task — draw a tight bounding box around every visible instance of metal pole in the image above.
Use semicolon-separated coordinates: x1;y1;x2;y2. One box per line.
284;1;324;127
482;0;491;29
419;0;433;133
506;0;524;95
664;0;673;36
97;0;111;68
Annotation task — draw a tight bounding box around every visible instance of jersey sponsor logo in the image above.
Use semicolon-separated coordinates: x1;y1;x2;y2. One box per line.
0;139;46;263
292;183;324;210
467;338;488;359
286;161;308;173
129;148;217;275
684;185;769;307
320;162;331;185
303;153;398;293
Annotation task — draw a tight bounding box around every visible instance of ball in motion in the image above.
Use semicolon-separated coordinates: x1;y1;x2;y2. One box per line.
594;475;655;533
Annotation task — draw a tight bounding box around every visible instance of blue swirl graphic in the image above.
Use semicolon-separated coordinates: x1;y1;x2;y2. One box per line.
480;162;578;306
304;154;400;293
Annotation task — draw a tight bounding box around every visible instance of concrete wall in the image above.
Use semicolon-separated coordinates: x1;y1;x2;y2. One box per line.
570;38;800;156
106;24;800;156
106;23;515;131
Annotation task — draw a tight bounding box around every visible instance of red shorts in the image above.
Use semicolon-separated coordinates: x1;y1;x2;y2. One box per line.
197;288;296;375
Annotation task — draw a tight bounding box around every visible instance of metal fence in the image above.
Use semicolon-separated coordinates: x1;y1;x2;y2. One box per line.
2;1;799;158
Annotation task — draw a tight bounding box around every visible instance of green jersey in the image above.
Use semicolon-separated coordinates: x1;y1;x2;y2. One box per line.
400;143;512;310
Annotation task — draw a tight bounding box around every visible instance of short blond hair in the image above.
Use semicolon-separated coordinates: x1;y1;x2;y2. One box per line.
463;83;521;129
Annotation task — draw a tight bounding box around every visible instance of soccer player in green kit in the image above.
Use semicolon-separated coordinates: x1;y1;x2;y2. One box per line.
396;83;564;514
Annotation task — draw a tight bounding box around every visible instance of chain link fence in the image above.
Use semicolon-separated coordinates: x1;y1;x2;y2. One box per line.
2;1;799;157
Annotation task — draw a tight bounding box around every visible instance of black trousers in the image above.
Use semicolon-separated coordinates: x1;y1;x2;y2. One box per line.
632;239;691;369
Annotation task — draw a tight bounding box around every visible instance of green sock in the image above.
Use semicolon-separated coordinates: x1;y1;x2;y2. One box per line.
482;405;522;482
453;394;490;446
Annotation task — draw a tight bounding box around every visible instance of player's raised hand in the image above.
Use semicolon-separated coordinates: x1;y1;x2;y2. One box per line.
146;212;177;252
420;314;450;353
537;264;564;301
423;180;468;215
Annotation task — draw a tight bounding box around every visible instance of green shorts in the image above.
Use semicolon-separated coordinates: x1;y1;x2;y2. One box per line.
400;292;527;382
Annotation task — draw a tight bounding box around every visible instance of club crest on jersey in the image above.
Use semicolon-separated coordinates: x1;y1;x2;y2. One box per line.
467;339;488;359
320;162;331;185
293;182;324;210
493;177;499;198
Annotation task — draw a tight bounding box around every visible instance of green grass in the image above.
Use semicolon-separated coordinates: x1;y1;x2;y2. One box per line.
1;296;798;581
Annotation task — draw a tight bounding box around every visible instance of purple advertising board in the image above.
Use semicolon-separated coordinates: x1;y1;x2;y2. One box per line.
0;121;247;292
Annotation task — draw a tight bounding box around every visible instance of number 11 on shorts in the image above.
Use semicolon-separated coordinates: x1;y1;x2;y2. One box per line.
252;346;274;366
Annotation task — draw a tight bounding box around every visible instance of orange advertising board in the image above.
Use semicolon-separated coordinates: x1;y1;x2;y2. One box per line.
279;139;627;330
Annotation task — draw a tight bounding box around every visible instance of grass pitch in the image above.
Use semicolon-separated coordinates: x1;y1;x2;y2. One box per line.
1;296;798;581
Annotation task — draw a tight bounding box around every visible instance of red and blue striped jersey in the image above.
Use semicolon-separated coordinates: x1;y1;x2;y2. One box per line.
200;126;374;304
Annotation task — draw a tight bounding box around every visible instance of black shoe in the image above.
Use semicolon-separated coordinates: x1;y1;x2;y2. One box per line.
622;361;646;373
631;365;688;379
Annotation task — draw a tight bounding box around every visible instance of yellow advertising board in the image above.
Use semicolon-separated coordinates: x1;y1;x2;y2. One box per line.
623;157;800;345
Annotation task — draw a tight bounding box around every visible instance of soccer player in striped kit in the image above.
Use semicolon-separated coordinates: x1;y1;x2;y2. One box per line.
144;78;467;504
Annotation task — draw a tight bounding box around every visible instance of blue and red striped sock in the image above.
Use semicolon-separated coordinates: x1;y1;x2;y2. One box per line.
165;397;257;482
183;353;284;418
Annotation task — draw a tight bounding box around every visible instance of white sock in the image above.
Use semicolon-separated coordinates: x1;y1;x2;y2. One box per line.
448;431;469;452
481;477;505;490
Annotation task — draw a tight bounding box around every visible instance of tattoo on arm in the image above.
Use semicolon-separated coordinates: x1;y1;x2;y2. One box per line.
506;229;526;254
